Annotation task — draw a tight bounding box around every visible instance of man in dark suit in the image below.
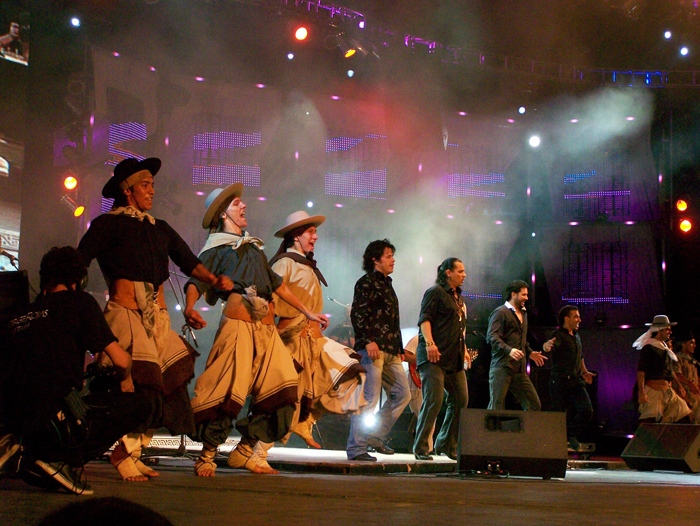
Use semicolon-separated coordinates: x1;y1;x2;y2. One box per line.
486;280;546;410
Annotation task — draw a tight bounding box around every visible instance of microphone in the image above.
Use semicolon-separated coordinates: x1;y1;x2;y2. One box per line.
327;296;350;308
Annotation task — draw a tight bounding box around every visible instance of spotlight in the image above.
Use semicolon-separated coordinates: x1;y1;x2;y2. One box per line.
336;35;356;58
347;69;354;77
63;174;78;190
680;219;692;232
518;106;526;114
287;53;295;60
70;17;81;28
664;30;672;39
61;195;85;217
307;201;313;208
359;20;365;29
363;414;376;427
681;46;689;56
295;27;308;41
528;135;541;147
676;199;688;212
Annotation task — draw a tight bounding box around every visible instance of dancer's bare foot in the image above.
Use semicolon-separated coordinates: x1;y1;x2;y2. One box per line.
194;457;217;477
110;447;149;482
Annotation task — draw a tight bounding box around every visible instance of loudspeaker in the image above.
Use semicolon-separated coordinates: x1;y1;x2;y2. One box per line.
458;409;568;479
621;424;700;473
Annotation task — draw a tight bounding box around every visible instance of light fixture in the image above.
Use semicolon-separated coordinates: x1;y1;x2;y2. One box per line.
61;195;85;217
295;27;308;41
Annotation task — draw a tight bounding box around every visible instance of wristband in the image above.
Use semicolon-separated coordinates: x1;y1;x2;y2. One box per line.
426;341;435;347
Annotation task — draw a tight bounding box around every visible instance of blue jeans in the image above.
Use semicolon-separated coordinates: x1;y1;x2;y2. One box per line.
488;366;541;411
346;350;411;459
413;363;468;456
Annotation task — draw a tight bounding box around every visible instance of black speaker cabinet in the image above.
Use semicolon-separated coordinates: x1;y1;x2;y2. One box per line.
458;409;568;479
621;423;700;473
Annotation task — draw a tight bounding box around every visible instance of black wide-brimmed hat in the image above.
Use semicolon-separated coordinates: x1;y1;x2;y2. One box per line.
102;157;162;199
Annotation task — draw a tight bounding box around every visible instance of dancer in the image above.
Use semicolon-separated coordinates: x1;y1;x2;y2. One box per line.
250;212;367;466
78;157;232;482
184;185;328;475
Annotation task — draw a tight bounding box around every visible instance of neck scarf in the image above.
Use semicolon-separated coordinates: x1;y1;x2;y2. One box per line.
198;231;265;257
109;206;156;225
269;248;328;287
632;329;678;361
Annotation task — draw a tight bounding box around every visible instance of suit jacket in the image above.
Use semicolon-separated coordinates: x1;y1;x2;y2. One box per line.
487;304;532;372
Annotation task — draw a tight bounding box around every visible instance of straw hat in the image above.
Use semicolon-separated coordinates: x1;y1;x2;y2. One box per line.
201;183;244;229
274;210;326;238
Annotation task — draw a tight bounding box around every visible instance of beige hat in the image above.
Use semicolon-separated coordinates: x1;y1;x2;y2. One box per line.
645;315;677;329
201;183;244;229
274;210;326;238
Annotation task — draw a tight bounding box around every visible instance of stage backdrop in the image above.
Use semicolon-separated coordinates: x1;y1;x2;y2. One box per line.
77;48;664;436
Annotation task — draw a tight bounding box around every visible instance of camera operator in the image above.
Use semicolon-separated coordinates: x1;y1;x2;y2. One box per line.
0;247;151;494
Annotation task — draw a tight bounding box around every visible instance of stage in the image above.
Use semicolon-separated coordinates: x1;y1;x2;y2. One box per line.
2;443;699;526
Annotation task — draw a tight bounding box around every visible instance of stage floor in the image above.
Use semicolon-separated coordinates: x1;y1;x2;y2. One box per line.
2;445;700;526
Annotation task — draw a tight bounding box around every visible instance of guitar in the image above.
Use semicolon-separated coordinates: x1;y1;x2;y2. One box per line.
408;348;479;389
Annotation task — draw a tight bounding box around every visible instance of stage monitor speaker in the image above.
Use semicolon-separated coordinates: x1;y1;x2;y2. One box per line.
458;409;568;479
621;423;700;473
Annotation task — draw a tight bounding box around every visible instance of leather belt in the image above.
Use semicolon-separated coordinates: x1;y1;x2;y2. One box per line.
277;317;322;339
223;292;275;325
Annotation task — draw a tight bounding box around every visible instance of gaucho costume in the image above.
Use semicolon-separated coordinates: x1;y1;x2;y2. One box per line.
187;183;299;475
78;158;201;480
259;212;366;453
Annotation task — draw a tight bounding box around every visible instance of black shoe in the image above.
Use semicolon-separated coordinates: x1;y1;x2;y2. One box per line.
368;444;395;455
435;448;458;461
414;453;433;461
567;437;581;452
348;452;377;462
34;460;93;495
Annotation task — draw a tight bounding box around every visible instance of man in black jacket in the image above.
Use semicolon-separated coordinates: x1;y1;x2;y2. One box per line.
486;280;546;411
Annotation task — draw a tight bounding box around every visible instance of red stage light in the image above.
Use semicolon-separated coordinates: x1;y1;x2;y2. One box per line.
680;219;692;232
295;27;308;41
676;199;688;212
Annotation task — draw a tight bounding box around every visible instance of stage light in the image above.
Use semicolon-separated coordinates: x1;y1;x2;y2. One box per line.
347;69;354;77
63;174;78;190
680;219;692;232
681;46;689;56
336;36;356;58
676;199;688;212
359;20;365;29
664;31;672;39
344;48;356;58
364;414;376;427
287;53;294;60
295;27;308;41
570;119;579;123
518;106;526;114
61;195;85;217
528;135;541;147
307;201;313;208
70;17;81;28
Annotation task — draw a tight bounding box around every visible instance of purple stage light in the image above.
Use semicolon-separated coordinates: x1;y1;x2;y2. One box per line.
331;95;340;100
113;51;120;57
150;66;156;72
256;83;266;88
196;191;205;196
569;222;578;226
335;203;343;208
257;197;266;201
495;220;503;225
195;76;205;82
570;119;578;123
387;209;394;214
